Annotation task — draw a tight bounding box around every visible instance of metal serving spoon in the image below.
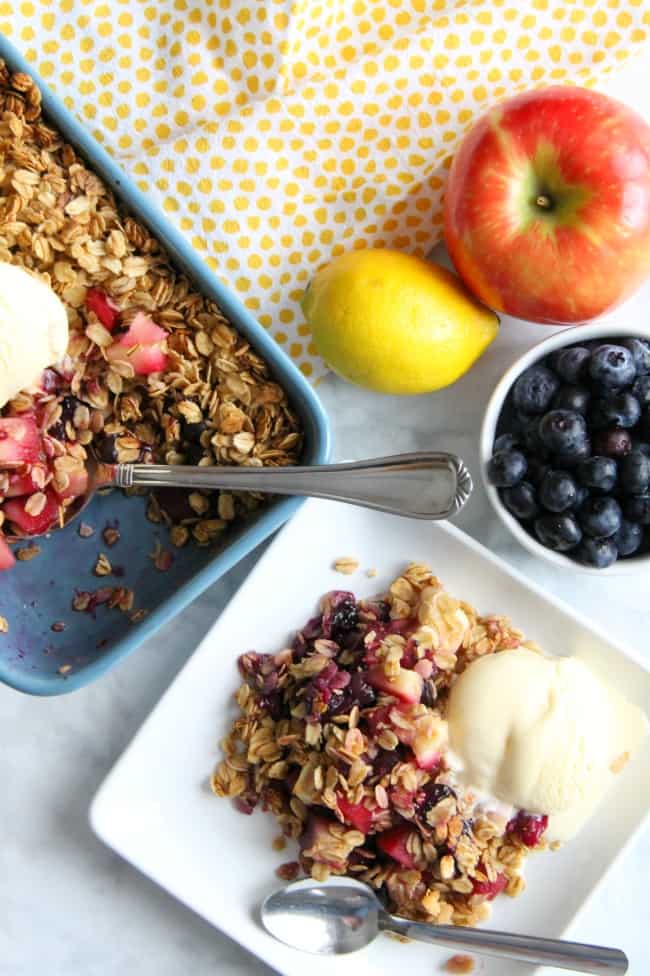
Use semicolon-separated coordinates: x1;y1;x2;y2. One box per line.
261;879;628;975
36;451;473;536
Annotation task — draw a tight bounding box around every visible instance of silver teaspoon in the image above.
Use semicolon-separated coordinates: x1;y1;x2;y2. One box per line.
32;451;472;537
261;879;628;975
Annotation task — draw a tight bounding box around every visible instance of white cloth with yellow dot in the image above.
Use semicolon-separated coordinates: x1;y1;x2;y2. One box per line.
6;0;650;381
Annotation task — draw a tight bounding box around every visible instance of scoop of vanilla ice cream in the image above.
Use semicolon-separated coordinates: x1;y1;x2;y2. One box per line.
447;647;648;841
0;262;69;409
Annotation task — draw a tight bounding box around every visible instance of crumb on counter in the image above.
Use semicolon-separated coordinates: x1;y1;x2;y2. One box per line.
444;955;475;973
78;522;95;538
366;567;378;577
333;556;359;574
50;620;66;632
0;616;8;634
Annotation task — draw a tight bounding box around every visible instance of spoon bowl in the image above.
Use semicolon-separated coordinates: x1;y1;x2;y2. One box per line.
261;878;628;974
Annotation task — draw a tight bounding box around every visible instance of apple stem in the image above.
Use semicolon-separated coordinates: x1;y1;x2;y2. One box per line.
536;194;552;210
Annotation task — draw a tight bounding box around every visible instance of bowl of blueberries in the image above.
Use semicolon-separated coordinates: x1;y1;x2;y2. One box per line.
480;324;650;572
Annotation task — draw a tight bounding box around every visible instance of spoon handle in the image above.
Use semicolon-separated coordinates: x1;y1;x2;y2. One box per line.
113;452;473;520
381;915;628;975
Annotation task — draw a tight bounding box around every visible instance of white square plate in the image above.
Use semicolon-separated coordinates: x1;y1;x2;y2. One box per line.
90;499;650;976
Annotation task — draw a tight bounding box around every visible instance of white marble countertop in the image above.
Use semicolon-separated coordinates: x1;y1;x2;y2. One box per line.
3;57;650;976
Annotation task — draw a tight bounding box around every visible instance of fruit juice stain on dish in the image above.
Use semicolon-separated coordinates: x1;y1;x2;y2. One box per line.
447;647;648;841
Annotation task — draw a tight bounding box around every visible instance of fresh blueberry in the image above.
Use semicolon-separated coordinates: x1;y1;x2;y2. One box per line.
501;482;539;521
632;374;650;407
578;496;622;539
522;416;549;458
494;432;520;453
539;410;588;456
623;493;650;524
487;450;527;488
554;346;591;385
513;366;560;415
552;385;590;415
577;456;617;493
589;344;636;389
638;407;650;441
589;393;640;430
574;537;618;569
614;519;644;557
539;470;578;513
619;450;650;495
554;438;591;468
592;428;632;458
632;440;650;458
621;337;650;375
526;457;550;486
572;484;589;509
534;513;582;551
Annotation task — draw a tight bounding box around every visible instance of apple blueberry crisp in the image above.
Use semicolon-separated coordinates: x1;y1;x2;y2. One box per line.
212;563;551;927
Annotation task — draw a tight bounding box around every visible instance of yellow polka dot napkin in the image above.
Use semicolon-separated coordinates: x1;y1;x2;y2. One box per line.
5;0;650;380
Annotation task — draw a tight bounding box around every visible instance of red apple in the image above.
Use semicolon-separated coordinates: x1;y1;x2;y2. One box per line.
444;86;650;325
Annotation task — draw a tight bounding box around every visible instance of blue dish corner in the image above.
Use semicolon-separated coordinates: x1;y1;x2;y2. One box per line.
0;36;331;696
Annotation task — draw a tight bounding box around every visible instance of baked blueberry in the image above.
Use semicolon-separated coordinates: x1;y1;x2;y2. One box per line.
589;344;636;389
512;365;560;415
623;493;650;524
574;537;618;568
619;450;650;495
621;337;650;375
539;410;588;457
589;392;640;429
539;470;577;513
578;496;622;539
552;385;590;415
554;346;591;385
592;428;632;458
534;513;582;551
487;449;527;488
614;519;643;557
576;456;618;493
501;482;539;521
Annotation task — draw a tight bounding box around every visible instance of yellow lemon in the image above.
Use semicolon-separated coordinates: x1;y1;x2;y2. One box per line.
302;249;499;394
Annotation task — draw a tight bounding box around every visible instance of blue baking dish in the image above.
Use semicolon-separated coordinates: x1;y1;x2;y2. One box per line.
0;36;331;696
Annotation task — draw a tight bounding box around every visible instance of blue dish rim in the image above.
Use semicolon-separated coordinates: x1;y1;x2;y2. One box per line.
0;36;332;696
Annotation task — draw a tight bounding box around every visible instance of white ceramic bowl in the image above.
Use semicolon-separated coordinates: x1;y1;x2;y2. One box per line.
480;322;650;576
